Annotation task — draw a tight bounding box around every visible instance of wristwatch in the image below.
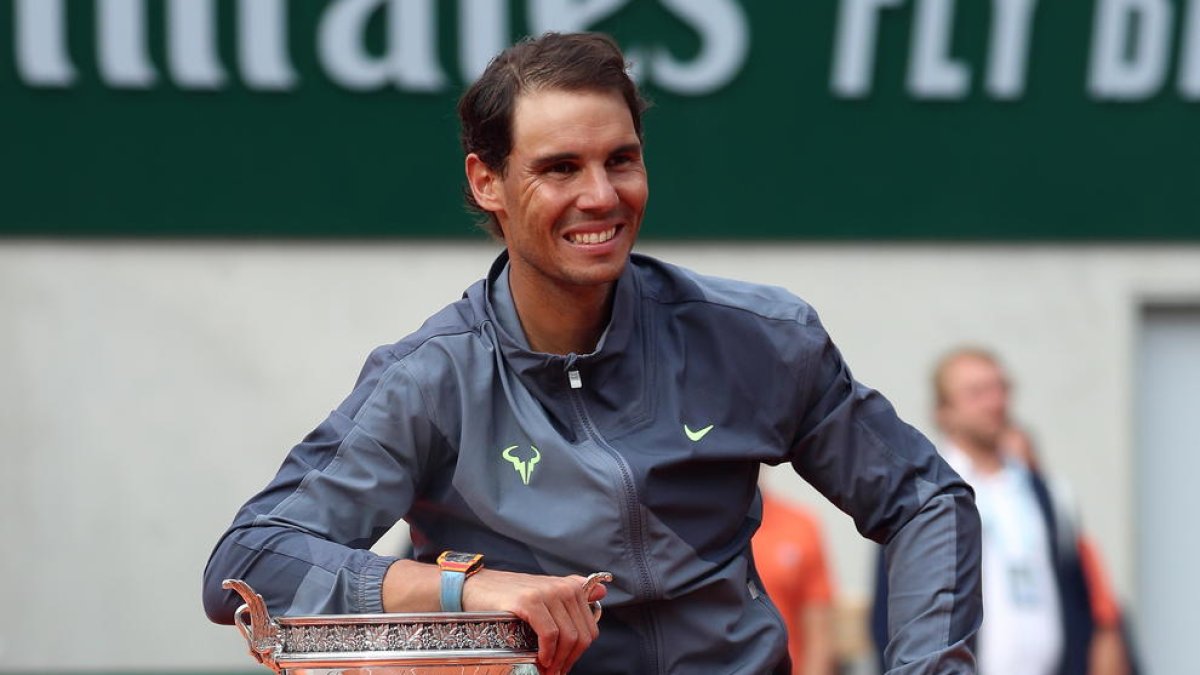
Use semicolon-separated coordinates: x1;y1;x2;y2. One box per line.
437;550;484;612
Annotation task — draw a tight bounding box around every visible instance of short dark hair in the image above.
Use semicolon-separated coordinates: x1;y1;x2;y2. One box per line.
457;32;648;239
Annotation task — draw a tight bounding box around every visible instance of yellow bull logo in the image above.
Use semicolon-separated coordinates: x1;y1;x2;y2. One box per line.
502;445;540;485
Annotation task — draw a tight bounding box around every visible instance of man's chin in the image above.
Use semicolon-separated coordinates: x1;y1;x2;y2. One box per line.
561;249;632;284
561;263;626;288
966;429;1006;453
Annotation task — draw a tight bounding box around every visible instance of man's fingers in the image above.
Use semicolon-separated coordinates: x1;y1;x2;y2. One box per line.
586;582;608;603
513;591;559;671
524;581;586;673
558;572;606;672
560;584;598;673
546;604;576;673
460;570;604;675
541;576;593;674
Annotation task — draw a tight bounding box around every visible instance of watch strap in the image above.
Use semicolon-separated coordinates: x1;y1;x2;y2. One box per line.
437;551;483;612
440;568;467;612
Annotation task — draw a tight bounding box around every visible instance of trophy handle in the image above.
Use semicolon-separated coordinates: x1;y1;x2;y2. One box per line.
582;572;614;623
222;579;282;672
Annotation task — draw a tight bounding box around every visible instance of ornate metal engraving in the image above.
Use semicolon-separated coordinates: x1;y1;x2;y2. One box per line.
278;618;535;654
221;576;611;673
279;662;535;667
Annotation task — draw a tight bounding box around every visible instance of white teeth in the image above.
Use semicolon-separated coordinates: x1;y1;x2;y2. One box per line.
569;227;617;245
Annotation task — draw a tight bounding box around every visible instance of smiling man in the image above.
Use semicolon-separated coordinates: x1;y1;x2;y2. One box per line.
465;85;647;356
203;33;982;675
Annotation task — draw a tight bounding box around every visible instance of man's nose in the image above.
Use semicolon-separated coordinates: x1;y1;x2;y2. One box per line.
577;166;619;212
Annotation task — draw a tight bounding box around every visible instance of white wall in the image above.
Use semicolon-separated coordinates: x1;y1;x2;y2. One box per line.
1;241;1196;669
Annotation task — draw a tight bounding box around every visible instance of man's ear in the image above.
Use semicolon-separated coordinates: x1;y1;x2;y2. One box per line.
466;153;504;213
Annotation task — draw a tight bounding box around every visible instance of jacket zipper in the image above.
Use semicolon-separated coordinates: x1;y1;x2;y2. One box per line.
566;367;661;674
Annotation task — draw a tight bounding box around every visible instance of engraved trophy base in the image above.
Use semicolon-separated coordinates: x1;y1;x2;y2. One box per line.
282;665;538;675
221;577;610;675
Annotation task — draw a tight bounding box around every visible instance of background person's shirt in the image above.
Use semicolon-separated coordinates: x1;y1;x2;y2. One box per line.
944;444;1064;675
752;492;835;672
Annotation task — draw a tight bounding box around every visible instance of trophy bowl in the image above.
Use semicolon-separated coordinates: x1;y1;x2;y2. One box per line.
221;575;611;675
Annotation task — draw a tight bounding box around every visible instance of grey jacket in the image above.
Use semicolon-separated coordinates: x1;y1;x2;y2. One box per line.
203;252;981;674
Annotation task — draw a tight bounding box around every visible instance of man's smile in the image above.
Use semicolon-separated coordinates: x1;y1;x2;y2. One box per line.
566;226;619;246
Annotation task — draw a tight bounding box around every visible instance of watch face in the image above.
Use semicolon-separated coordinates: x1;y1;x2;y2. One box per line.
441;552;478;565
438;551;483;573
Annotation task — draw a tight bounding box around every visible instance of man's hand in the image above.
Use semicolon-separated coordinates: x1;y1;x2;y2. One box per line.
381;560;606;674
463;569;606;675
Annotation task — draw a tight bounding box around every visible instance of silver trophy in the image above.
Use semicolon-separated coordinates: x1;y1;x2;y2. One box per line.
222;573;612;675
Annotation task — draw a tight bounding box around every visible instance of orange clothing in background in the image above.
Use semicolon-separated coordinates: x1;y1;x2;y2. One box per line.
752;493;835;670
1078;535;1121;629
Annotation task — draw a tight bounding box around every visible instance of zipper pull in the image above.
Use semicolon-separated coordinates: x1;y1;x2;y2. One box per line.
568;369;583;389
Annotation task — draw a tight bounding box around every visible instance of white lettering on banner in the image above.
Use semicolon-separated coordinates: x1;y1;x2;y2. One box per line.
460;0;509;82
831;0;904;98
908;0;969;98
530;0;629;34
168;0;227;89
14;0;76;87
98;0;158;88
1180;0;1200;98
318;0;447;92
10;0;751;96
987;0;1039;99
9;0;750;96
648;0;750;95
17;0;1200;103
240;0;299;91
830;0;1044;101
1089;0;1174;100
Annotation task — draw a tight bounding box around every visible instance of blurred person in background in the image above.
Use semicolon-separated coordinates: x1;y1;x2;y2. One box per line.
752;487;837;675
872;347;1136;675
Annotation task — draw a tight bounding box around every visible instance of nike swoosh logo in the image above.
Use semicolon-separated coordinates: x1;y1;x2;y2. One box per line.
684;424;714;442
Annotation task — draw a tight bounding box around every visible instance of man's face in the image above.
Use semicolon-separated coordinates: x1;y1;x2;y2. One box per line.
474;88;647;290
938;356;1011;450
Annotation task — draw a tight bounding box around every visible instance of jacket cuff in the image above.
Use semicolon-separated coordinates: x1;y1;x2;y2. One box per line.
356;555;401;613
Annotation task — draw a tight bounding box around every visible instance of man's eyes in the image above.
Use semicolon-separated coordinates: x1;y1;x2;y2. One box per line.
541;154;639;174
609;153;641;167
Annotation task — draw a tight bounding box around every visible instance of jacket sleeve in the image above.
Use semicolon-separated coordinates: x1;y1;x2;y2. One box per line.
785;313;982;674
202;347;445;624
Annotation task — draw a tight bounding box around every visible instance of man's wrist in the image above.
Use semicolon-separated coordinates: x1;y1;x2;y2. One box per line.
381;559;443;613
437;551;484;612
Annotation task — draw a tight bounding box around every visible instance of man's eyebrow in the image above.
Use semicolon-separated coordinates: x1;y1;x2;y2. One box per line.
529;151;580;168
528;143;643;169
610;143;642;157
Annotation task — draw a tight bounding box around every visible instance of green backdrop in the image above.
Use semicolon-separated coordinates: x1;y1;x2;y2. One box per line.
2;0;1198;239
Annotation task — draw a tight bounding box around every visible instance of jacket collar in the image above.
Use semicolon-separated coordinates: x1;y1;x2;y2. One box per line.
480;251;639;375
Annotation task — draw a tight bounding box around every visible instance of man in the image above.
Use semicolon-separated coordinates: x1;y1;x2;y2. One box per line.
752;488;837;674
203;33;980;674
872;348;1116;675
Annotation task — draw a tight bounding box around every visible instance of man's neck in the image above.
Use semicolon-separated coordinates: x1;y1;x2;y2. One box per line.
947;435;1006;476
507;266;614;356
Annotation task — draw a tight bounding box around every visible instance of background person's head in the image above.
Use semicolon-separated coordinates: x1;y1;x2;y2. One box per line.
933;347;1012;453
457;32;648;239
